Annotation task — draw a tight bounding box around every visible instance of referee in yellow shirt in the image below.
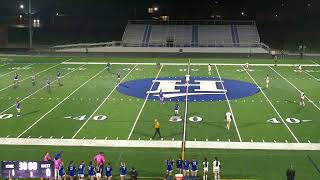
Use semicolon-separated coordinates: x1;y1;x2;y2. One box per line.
153;119;162;139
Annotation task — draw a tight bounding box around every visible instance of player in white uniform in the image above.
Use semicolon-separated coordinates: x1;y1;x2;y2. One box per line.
213;157;221;180
186;74;190;84
225;111;233;130
245;62;249;70
300;90;305;107
208;64;212;75
298;65;302;73
203;158;209;180
266;75;270;89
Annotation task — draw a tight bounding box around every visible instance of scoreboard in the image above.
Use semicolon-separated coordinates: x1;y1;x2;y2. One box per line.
1;161;54;178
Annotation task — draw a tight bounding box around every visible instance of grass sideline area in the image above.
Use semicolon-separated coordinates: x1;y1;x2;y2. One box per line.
0;56;319;179
0;145;319;180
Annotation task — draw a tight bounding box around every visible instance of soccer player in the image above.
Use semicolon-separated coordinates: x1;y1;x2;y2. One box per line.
46;77;51;90
176;157;183;174
68;161;76;180
106;63;111;71
191;159;198;180
300;90;305;107
156;62;161;69
153;119;162;139
298;65;302;73
119;162;127;180
266;75;270;89
159;90;164;104
13;72;19;86
183;160;190;179
96;164;103;180
165;158;174;180
245;62;249;70
54;152;62;179
16;100;21;117
43;152;52;161
225;111;233;130
88;161;96;180
213;157;221;180
105;163;112;180
117;72;121;85
58;162;66;180
78;161;85;180
174;102;179;116
186;74;190;84
57;71;62;86
203;158;209;180
31;71;36;86
208;64;212;75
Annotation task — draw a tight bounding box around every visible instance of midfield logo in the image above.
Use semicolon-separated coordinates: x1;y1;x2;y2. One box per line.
147;80;226;98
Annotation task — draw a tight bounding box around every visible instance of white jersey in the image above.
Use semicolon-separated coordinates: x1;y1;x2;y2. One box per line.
203;161;209;172
213;160;220;172
226;112;232;122
245;63;249;69
300;92;305;100
208;65;212;72
266;76;270;83
298;65;302;70
186;75;190;83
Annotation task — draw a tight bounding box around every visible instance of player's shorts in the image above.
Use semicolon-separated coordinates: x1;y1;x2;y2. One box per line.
120;174;126;177
14;78;18;81
57;76;61;79
192;170;198;173
78;174;84;178
105;175;112;178
266;80;270;84
58;174;65;178
16;108;21;113
213;168;220;173
226;118;231;122
203;167;208;173
175;110;179;114
96;173;102;177
88;174;95;178
301;97;305;100
183;169;189;172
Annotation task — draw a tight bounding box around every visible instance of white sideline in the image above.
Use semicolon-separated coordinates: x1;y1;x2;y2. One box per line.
0;64;83;115
0;63;33;78
1;138;320;151
215;65;242;142
62;61;320;67
17;64;97;138
72;65;138;139
243;66;299;143
0;63;61;92
270;66;320;111
127;65;163;140
303;70;319;81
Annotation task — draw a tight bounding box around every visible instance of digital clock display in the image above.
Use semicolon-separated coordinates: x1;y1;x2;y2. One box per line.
1;161;54;178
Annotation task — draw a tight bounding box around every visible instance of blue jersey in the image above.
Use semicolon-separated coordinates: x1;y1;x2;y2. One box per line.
159;91;164;99
78;163;85;175
88;165;95;176
175;104;179;111
183;160;190;170
16;102;21;109
166;160;174;171
58;165;65;176
191;160;198;171
68;164;76;177
105;165;112;177
119;165;127;176
176;159;183;168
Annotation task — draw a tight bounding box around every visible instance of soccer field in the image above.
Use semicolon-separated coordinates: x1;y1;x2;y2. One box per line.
0;56;320;179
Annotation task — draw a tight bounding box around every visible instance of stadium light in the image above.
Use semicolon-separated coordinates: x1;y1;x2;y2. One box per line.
20;4;24;9
56;13;59;16
19;15;23;19
241;11;245;16
154;7;158;11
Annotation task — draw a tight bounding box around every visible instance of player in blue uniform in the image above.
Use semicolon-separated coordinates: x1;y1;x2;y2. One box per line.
57;71;62;86
183;160;190;179
16;100;21;117
88;161;95;180
68;161;76;180
119;162;127;180
159;90;164;104
78;161;85;180
13;72;19;86
96;164;103;180
176;156;183;174
58;162;66;180
174;102;179;116
165;158;174;179
191;159;198;180
105;163;112;180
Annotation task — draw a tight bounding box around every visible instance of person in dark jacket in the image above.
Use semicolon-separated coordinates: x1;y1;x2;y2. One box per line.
286;165;295;180
129;166;138;180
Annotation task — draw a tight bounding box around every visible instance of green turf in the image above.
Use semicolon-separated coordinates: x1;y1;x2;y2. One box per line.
0;56;319;179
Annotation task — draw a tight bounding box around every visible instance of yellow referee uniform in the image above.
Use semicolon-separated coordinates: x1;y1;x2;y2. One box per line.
153;119;162;139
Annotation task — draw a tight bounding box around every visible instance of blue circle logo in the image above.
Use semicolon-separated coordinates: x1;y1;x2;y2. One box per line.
117;77;260;102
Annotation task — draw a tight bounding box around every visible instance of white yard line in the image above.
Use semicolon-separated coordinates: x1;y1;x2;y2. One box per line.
63;61;320;67
270;66;320;111
0;64;85;115
0;63;33;78
17;65;105;138
243;66;300;143
310;60;320;65
72;65;138;139
1;138;320;151
127;65;163;140
0;63;61;92
215;65;242;142
303;70;319;81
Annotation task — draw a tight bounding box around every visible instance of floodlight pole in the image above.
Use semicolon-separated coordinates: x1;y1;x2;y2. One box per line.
28;0;33;49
